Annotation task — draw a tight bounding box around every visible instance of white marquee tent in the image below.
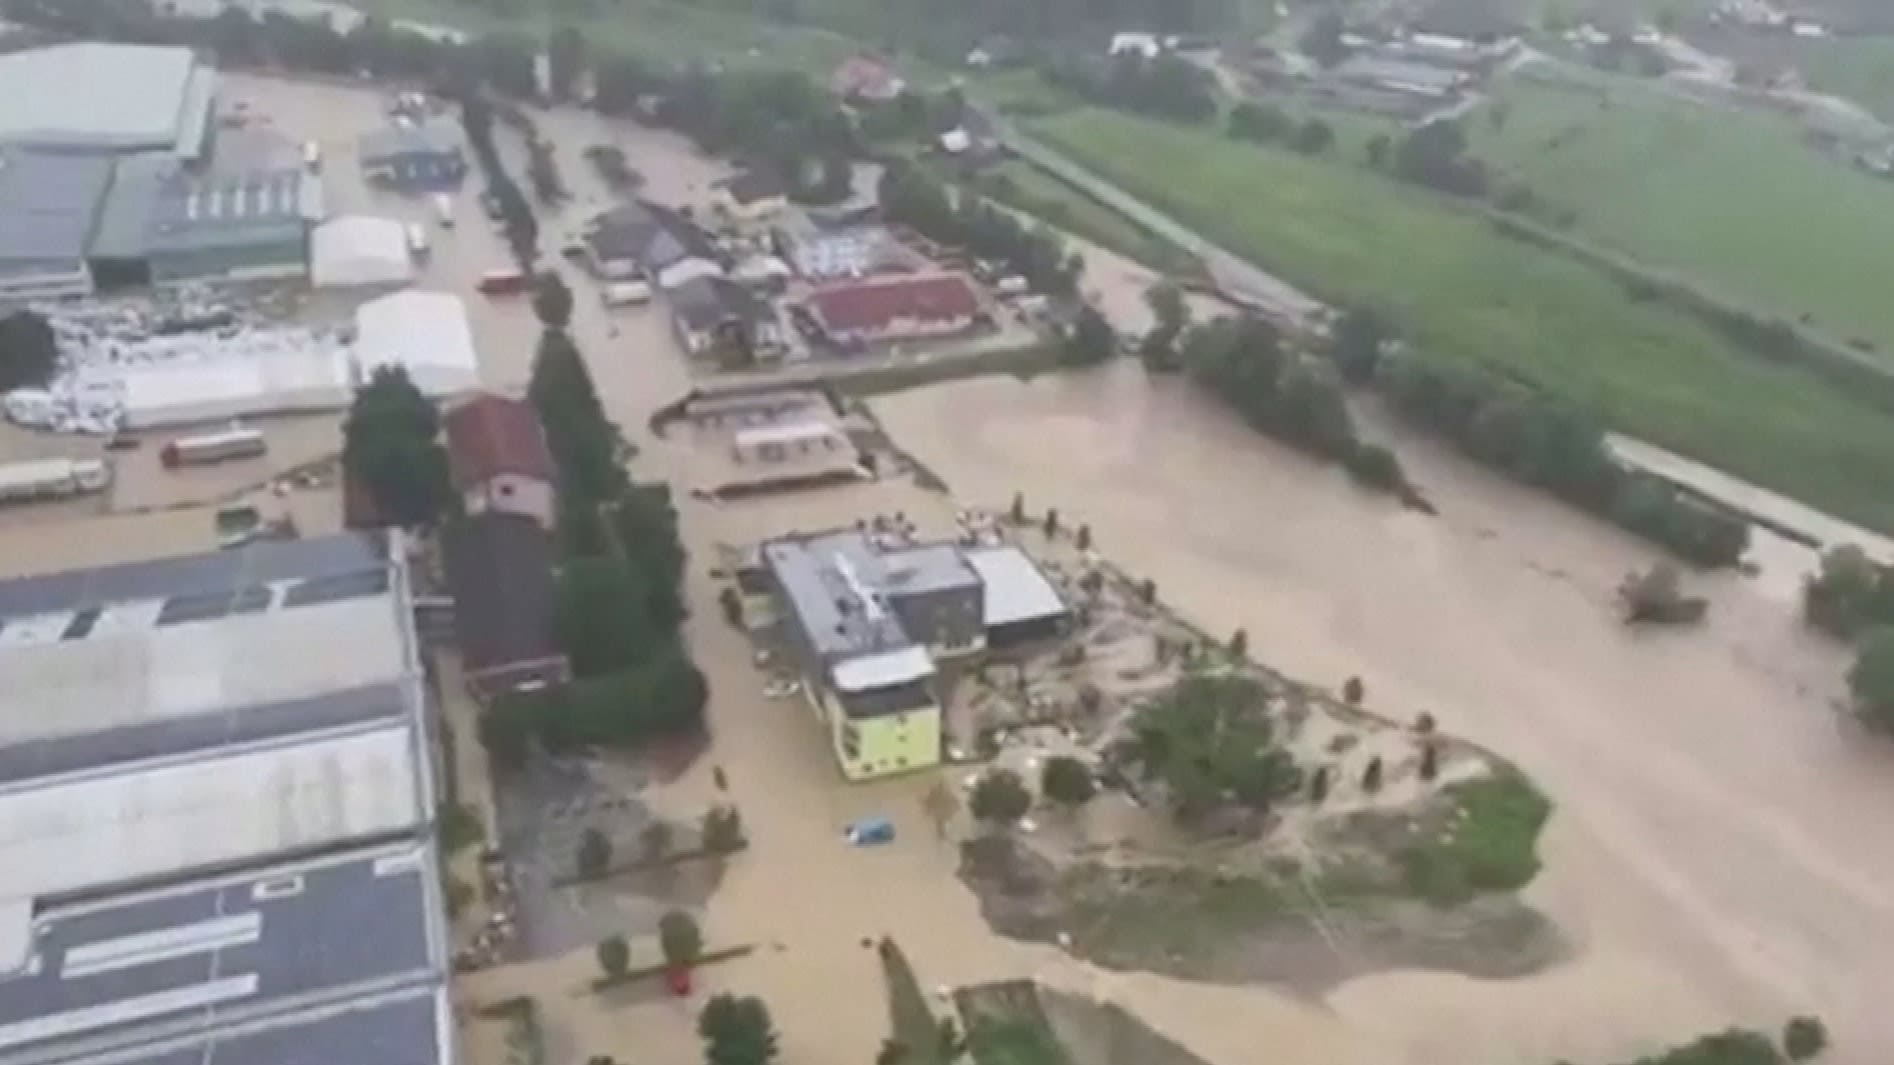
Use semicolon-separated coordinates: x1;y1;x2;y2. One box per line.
118;353;352;429
351;289;481;399
311;215;413;288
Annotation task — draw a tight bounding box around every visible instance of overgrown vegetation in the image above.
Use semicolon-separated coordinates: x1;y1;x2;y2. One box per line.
477;278;703;770
1574;1027;1783;1065
1178;314;1410;498
1040;52;1216;124
1396;770;1550;906
1848;627;1894;736
1118;674;1302;823
1373;350;1750;567
699;994;780;1065
1803;546;1894;639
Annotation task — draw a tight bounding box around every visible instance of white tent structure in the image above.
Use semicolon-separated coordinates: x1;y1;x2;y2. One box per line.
351;289;481;398
118;351;351;429
311;215;413;288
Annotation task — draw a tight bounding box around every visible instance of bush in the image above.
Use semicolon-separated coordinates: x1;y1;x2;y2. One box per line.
577;827;612;879
596;934;630;978
1849;627;1894;734
659;909;703;970
1804;545;1894;638
703;805;747;853
1783;1016;1826;1061
1040;756;1096;807
1400;770;1550;905
969;769;1033;828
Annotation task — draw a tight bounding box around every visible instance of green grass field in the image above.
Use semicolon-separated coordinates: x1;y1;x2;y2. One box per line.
1471;71;1894;359
1029;107;1894;532
972;160;1199;274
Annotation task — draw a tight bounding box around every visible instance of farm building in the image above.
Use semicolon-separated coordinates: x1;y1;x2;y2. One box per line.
582;200;724;287
802;273;983;346
444;394;556;528
442;512;569;700
671;275;786;360
352;289;481;398
359;123;467;191
0;43;216;160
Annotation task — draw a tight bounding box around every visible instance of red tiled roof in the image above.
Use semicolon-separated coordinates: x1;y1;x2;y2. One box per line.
805;274;980;335
444;394;554;489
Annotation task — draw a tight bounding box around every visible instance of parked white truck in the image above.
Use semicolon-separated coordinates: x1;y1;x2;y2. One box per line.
600;280;653;307
0;458;111;504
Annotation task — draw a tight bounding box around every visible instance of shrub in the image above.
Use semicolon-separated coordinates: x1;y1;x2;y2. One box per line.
577;827;612;879
596;934;630;978
969;769;1033;827
703;805;747;853
1040;756;1096;807
1783;1016;1827;1061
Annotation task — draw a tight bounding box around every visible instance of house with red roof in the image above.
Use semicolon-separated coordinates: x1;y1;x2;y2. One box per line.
444;394;556;530
802;273;985;348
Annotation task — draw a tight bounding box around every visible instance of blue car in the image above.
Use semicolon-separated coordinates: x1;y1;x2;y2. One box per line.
845;817;895;846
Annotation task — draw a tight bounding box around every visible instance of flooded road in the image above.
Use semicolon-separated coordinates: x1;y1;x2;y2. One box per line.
874;362;1894;1064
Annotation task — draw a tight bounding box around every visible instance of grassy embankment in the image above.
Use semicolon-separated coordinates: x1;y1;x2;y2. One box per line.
1796;34;1894;122
1028;107;1894;533
1471;70;1894;361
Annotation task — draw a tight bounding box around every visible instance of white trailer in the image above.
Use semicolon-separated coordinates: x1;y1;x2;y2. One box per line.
0;458;110;504
600;280;653;307
432;192;455;227
406;223;431;261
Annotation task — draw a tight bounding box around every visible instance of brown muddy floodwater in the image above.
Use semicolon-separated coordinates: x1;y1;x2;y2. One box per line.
873;360;1894;1065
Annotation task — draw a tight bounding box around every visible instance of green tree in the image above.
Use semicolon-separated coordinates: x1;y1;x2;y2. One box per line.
555;558;657;676
703;805;746;853
1783;1016;1827;1061
1804;545;1894;637
577;827;612;879
596;934;630;979
1227;100;1292;143
968;769;1032;829
1849;627;1894;734
530;329;626;506
1342;676;1364;704
1040;756;1095;808
532;270;574;329
1361;755;1384;793
1292;117;1334;154
343;367;452;527
658;909;704;971
1009;492;1026;523
1127;675;1302;820
1141;281;1189;372
1061;304;1115;367
641;819;673;864
1364;133;1390;168
698;994;780;1065
1228;628;1248;659
0;310;56;391
1330;308;1386;385
1076;524;1093;551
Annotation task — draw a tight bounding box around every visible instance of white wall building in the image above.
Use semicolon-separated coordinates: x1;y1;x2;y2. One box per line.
352;289;482;398
311;216;414;288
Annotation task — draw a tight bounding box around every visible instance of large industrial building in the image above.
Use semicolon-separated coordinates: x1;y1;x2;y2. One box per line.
0;534;453;1065
759;530;1068;780
0;151;118;302
0;43;217;160
89;154;316;288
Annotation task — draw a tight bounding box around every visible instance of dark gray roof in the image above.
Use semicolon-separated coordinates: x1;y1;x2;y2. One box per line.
584;201;718;270
724;169;786;205
441;514;561;675
0;533;391;622
90;157;308;262
0;150;114;268
671;275;768;333
0;844;438;1062
0;683;407;787
358;123;464;163
103;988;445;1065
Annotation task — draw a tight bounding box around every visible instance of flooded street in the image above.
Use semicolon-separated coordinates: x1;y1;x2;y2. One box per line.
873;362;1894;1063
1;68;1887;1065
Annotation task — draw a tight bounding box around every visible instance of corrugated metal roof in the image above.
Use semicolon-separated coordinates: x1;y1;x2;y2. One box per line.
964;546;1067;627
0;44;205;152
0;150;114;266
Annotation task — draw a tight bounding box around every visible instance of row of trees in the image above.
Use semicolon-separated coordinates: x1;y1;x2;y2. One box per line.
460;95;539;265
1166;306;1408;495
1227;102;1335;155
476;275;703;768
1041;52;1218;124
879;164;1082;298
1345;317;1749;567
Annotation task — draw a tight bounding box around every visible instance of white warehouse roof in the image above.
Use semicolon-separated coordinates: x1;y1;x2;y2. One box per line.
965;546;1068;627
117;350;352;429
312;215;414;288
831;645;934;693
0;43;215;158
0;724;421;904
352;290;481;399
